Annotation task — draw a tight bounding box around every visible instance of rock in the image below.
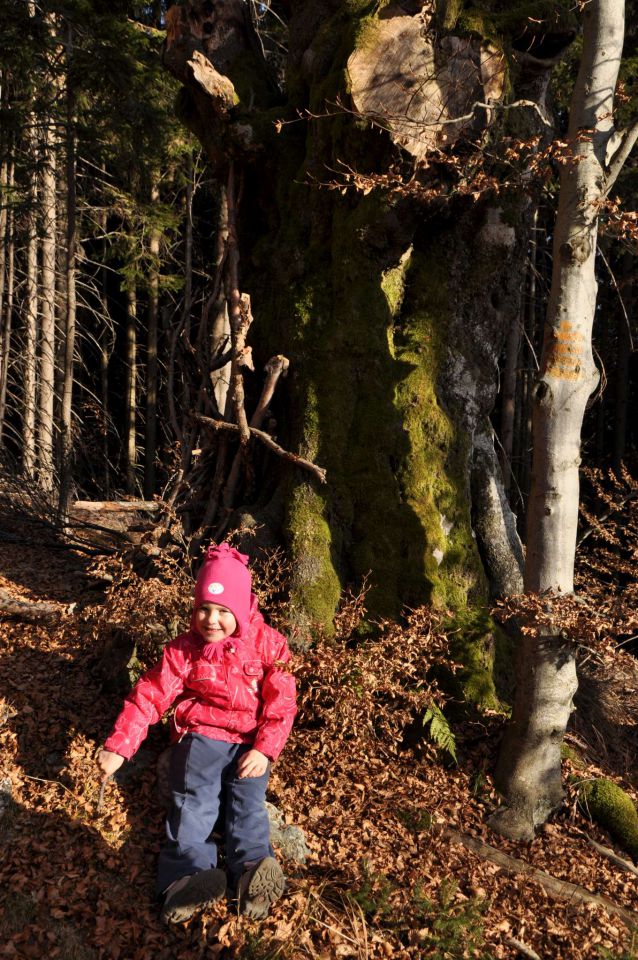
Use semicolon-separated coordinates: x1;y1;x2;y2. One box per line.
265;801;310;864
0;777;12;818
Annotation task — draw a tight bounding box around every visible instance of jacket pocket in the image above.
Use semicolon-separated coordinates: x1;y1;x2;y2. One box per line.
188;663;218;684
243;660;264;678
185;663;229;707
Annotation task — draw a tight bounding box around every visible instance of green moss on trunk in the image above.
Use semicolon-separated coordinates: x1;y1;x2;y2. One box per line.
244;3;503;708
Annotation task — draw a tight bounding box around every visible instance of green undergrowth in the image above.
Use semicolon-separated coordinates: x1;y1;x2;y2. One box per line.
411;878;495;960
598;933;638;960
349;867;495;958
350;861;397;920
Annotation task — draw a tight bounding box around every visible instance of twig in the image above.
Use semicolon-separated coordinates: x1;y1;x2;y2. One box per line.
577;488;638;546
96;777;111;814
250;355;290;427
194;413;327;484
597;245;634;350
307;915;362;948
23;773;82;804
440;825;638;930
506;937;541;960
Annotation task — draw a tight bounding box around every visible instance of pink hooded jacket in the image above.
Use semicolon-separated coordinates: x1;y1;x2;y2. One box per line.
103;597;296;762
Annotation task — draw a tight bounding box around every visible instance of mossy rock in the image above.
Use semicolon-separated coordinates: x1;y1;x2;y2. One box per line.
579;779;638;862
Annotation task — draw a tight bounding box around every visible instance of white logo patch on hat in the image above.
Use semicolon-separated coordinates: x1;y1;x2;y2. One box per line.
208;582;225;595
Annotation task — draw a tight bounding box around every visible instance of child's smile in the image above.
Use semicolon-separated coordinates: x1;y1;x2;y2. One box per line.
195;602;237;640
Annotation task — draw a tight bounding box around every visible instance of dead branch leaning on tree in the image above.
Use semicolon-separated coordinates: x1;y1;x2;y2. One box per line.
193;413;327;485
215;354;291;539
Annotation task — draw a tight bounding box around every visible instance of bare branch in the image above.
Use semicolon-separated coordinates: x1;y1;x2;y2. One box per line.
194;413;327;484
604;116;638;195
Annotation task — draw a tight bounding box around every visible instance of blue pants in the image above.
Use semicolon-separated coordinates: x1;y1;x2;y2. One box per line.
156;734;273;895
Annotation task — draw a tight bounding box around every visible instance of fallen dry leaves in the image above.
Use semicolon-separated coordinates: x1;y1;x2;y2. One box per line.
0;537;636;960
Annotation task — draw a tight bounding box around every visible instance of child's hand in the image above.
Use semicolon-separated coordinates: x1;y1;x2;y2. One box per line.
97;749;124;779
237;748;268;779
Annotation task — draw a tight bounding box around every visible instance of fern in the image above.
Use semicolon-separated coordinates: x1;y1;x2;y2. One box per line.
423;703;457;762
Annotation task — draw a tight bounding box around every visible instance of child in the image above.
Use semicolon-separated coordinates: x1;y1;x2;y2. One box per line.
97;543;297;923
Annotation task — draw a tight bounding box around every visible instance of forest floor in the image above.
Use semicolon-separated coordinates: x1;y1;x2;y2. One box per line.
0;533;637;960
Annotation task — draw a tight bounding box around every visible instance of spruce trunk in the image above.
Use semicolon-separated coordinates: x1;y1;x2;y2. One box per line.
59;24;76;518
124;281;137;495
23;139;38;477
37;118;57;492
0;161;15;443
144;178;160;498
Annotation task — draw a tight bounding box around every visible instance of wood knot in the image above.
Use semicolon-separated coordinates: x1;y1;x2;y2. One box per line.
560;236;592;264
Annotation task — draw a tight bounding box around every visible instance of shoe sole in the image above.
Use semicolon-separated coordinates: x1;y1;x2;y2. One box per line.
239;857;285;919
162;868;227;924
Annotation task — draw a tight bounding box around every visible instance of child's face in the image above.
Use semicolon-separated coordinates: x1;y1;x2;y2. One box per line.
195;602;237;641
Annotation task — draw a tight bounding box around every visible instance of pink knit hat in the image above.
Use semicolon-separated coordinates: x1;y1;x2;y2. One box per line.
193;543;252;637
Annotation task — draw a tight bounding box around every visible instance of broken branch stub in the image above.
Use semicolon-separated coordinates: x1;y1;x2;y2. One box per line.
347;7;505;159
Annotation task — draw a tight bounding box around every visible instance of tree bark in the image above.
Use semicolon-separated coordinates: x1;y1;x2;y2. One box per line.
613;256;632;471
500;206;538;496
59;21;77;518
0;82;9;330
99;198;112;497
124;280;137;495
493;0;626;840
161;1;572;655
23;128;38;477
144;176;160;498
0;161;15;444
38;115;57;493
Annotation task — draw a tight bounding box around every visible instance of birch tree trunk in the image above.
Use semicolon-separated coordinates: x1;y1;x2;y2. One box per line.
492;0;626;840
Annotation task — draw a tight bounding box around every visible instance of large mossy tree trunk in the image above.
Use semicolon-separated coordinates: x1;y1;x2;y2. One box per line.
162;1;571;685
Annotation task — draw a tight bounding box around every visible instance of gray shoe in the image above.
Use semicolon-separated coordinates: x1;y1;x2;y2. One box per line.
238;857;285;919
161;868;227;924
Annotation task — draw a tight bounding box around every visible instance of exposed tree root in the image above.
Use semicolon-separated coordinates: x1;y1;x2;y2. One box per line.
586;836;638;877
0;587;64;624
440;826;638;930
